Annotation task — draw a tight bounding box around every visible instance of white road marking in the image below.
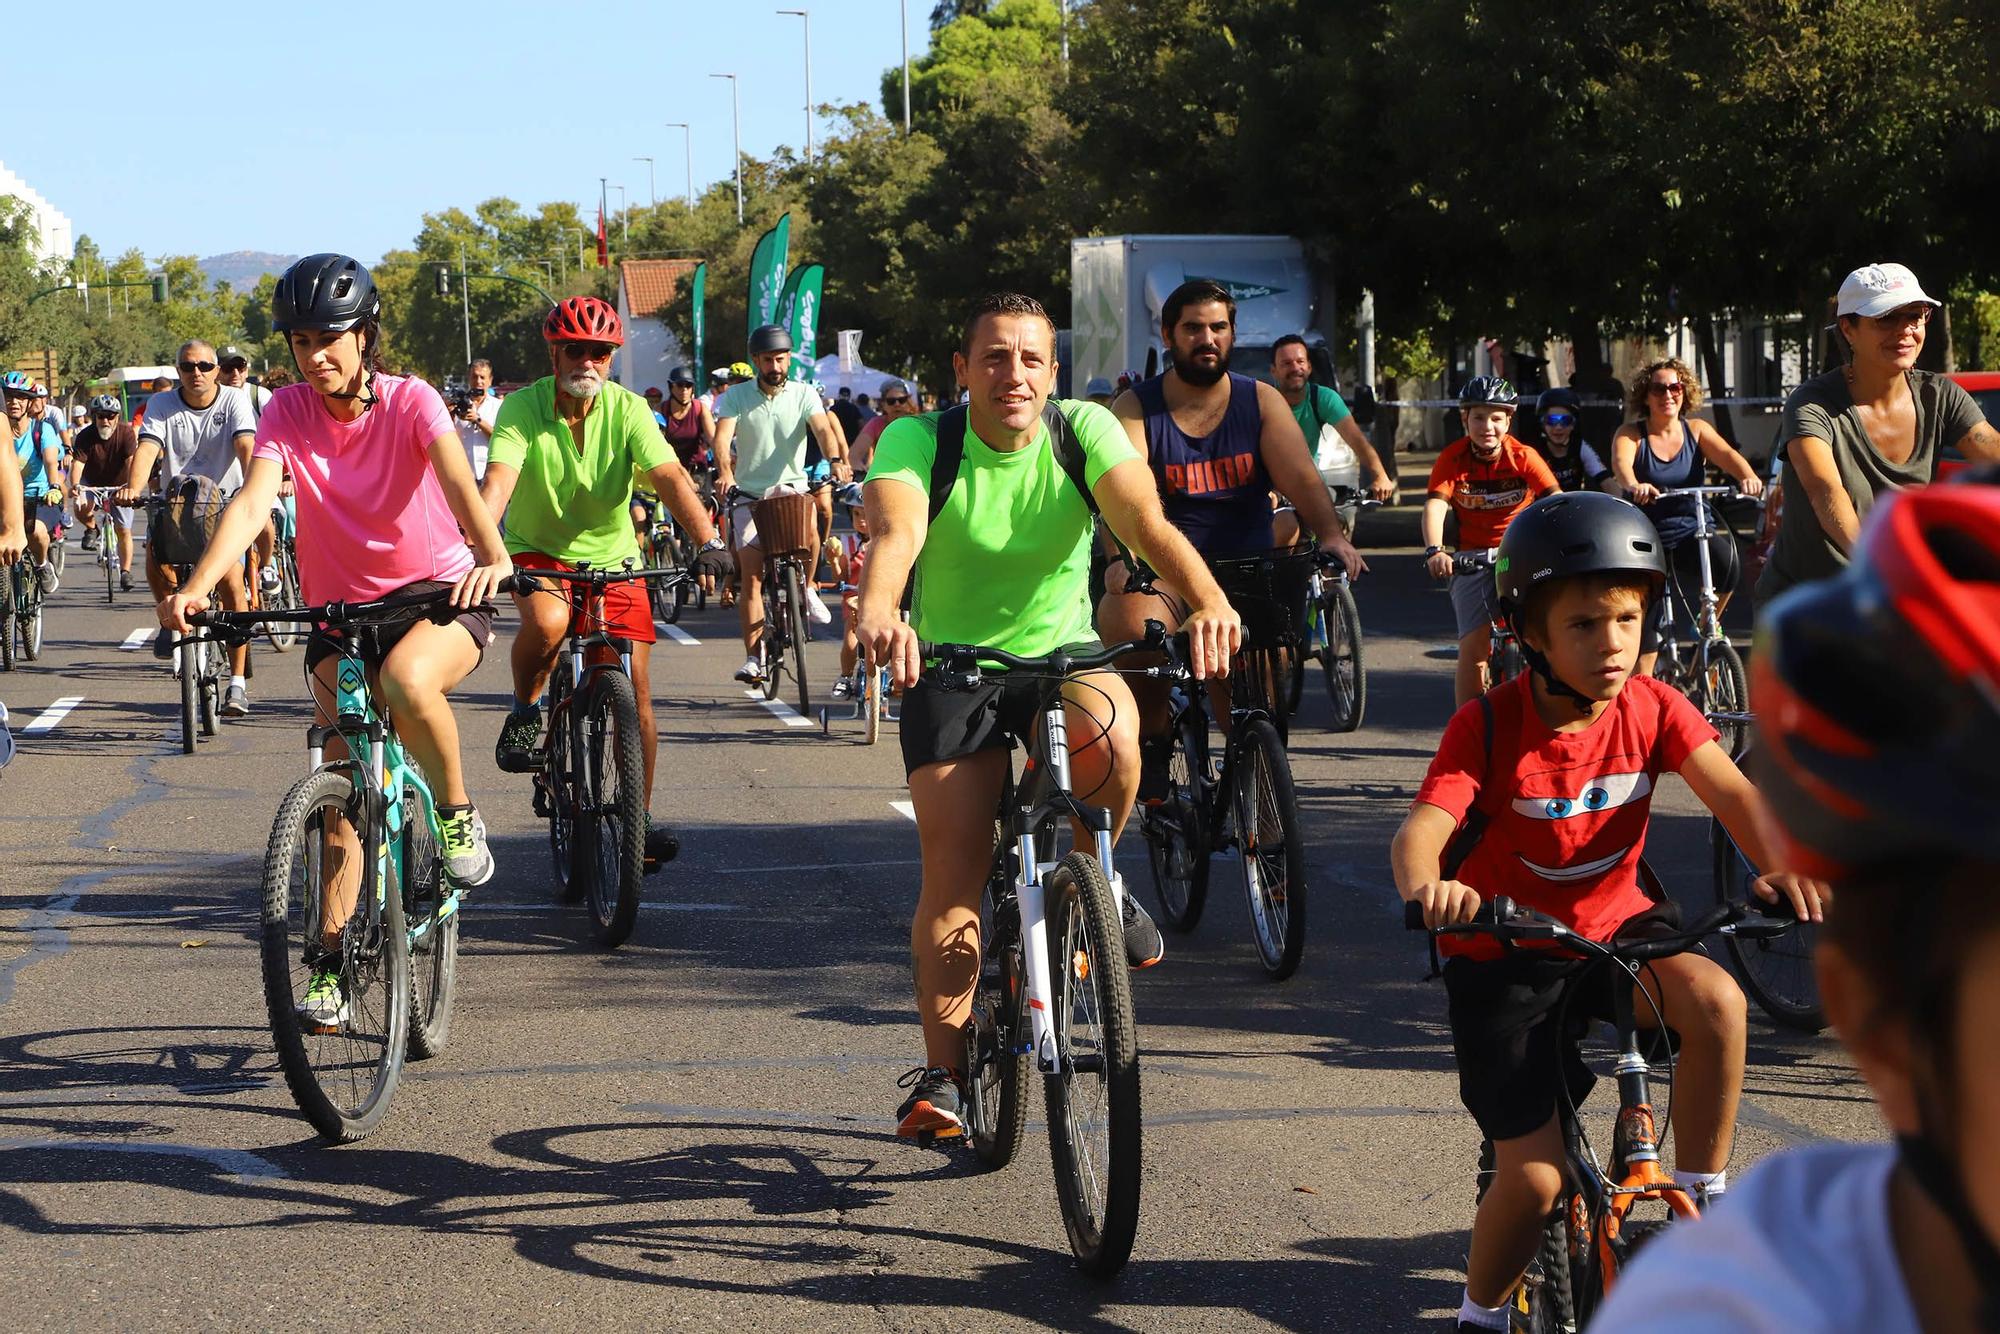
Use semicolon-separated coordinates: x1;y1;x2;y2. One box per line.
890;800;916;822
120;627;151;649
482;902;735;914
744;689;814;728
659;624;699;645
22;697;84;734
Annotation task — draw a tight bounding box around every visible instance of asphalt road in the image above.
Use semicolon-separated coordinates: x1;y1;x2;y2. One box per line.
0;533;1869;1331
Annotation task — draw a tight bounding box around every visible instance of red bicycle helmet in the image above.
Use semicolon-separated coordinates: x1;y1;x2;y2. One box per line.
1751;476;2000;879
543;296;624;346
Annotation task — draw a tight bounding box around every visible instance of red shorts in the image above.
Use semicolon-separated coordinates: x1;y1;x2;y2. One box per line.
513;552;657;644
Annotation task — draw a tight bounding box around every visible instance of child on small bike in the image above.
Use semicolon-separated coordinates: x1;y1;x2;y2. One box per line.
1391;491;1825;1333
1596;474;2000;1332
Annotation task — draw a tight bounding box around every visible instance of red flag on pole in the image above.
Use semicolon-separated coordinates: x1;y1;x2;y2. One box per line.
596;203;609;269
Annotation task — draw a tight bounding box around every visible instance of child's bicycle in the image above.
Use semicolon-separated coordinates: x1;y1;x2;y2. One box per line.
1649;485;1754;758
930;623;1187;1278
1406;891;1796;1330
1451;548;1526;689
193;580;529;1142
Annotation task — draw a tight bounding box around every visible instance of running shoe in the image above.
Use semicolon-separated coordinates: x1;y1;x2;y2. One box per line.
829;677;852;700
222;684;249;717
259;565;282;596
36;561;57;595
299;968;349;1029
894;1065;965;1138
1116;875;1165;969
153;627;175;660
804;584;833;625
494;703;544;772
643;815;680;873
120;571;134;592
1137;733;1175;804
80;529;99;552
438;805;495;886
733;657;764;684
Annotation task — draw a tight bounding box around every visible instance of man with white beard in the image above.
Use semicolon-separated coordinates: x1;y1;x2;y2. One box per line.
479;296;731;869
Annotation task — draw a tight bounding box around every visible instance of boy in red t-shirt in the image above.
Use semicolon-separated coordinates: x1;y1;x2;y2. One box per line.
1391;493;1826;1334
1423;377;1560;707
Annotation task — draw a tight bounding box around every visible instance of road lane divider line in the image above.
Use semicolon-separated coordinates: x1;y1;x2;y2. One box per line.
890;800;916;822
120;627;151;649
23;697;84;734
660;624;699;645
743;689;814;728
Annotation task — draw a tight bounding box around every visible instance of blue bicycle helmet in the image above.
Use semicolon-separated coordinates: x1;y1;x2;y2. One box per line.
2;371;31;396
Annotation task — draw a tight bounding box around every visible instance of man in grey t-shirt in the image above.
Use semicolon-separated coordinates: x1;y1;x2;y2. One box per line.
119;339;260;710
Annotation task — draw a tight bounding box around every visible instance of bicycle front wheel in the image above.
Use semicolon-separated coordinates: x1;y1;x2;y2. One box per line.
268;551;304;651
580;669;647;947
0;568;14;671
1143;712;1210;932
103;548;117;603
22;594;42;661
178;634;197;753
545;679;584;903
1233;718;1308;980
1697;641;1750;759
260;769;411;1142
1712;811;1823;1031
759;581;786;702
401;793;458;1058
1321;582;1366;732
783;562;811;715
1043;850;1142;1279
198;641;221;736
964;891;1029;1171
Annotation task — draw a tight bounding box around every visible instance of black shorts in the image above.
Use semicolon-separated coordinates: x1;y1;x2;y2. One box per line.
898;640;1102;776
1443;901;1682;1142
303;579;496;675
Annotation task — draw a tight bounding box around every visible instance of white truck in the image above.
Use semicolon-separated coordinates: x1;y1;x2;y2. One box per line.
1069;234;1330;393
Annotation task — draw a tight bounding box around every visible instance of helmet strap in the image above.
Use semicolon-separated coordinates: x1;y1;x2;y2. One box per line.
323;371;378;412
1897;1132;2000;1327
1505;612;1598;715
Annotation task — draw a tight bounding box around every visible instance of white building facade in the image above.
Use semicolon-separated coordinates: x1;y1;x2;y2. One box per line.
0;161;75;267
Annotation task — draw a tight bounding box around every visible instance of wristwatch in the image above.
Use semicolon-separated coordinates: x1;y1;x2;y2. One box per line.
1425;545;1445;558
699;536;728;554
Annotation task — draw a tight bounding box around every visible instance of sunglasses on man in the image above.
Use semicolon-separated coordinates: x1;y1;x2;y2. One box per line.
178;359;218;374
559;342;617;363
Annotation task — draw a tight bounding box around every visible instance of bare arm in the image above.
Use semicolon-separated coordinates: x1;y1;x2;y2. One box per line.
1610;426;1649;502
697;401;716;451
808;410;850;482
1336;414;1394;501
644;459;718;546
1679;739;1829;921
712;416;739;491
1093;457;1243;680
426;433;513;606
120;438;162;504
39;441;64;504
1786;434;1863;558
1422;496;1455;579
232;431;255;481
1391;802;1482;927
1955;418;2000;463
478;460;520;529
855;477;926;688
0;433;23;565
161;457;286;623
1691;420;1762;495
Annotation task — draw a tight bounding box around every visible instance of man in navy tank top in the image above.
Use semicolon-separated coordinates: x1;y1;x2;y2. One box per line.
1097;279;1366;784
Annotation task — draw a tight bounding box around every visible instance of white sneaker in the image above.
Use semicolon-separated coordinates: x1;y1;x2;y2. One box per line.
734;657;765;684
804;584;833;625
259;566;282;595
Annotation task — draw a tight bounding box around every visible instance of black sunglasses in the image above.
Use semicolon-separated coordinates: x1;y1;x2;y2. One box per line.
880;395;910;405
178;360;218;374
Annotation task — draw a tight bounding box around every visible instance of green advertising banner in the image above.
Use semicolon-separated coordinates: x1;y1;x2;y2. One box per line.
780;263;825;382
746;213;791;332
690;262;707;377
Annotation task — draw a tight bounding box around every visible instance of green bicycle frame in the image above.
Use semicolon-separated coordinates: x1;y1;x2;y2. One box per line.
307;646;456;947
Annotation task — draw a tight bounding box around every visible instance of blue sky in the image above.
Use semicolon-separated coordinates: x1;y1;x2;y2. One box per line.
10;0;930;265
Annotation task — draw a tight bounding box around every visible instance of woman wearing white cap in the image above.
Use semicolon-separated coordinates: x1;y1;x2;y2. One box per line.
1757;262;2000;601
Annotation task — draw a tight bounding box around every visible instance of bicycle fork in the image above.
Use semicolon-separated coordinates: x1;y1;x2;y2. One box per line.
1014;706;1121;1075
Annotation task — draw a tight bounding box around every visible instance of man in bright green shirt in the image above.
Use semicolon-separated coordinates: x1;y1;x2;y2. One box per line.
481;298;728;864
856;291;1242;1139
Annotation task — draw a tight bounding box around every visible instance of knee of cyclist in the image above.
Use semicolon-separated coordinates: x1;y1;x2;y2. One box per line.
1678;969;1748;1045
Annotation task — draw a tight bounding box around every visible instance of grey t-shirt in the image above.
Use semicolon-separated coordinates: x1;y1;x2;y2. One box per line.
1758;369;1983;600
139;384;258;489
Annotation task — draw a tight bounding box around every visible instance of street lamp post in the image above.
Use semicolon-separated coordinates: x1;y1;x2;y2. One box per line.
711;73;743;225
664;122;694;212
633;157;656;209
901;0;912;133
612;185;629;250
778;9;813;169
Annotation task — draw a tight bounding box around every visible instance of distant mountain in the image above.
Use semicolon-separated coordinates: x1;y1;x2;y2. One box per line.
198;250;295;290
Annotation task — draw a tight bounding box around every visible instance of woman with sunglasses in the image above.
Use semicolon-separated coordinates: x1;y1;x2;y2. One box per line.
1529;386;1611;493
1756;262;2000;605
1610;357;1764;676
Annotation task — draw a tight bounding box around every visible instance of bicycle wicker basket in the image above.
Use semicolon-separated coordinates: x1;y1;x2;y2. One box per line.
752;490;819;559
150;476;229;569
1209;546;1316;650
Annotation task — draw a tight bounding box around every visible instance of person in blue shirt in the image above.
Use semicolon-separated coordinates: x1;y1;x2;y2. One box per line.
5;372;65;593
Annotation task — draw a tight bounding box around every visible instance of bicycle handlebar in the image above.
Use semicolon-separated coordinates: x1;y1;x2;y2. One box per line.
1449;550;1496;577
1401;893;1795;960
515;564;686;589
919;620;1188;691
1653;484;1753;501
1328;484;1386;511
191;574;542;637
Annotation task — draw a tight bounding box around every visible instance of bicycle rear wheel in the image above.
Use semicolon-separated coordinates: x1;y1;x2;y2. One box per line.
545;679;584;903
1143;711;1210;932
964;887;1029;1171
268;549;304;651
1043;850;1142;1278
260;769;411;1142
1320;582;1366;732
1712;811;1823;1031
401;792;459;1058
579;669;646;947
1233;718;1308;980
199;641;222;736
21;591;41;661
103;548;116;603
1696;641;1750;759
783;562;811;715
760;578;786;702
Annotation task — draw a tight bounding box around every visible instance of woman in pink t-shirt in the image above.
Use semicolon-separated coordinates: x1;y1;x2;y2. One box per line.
161;254;513;892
